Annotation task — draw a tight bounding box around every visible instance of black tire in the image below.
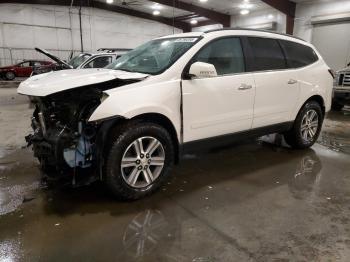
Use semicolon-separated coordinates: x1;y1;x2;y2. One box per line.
284;101;324;149
105;121;175;200
331;101;343;111
5;71;15;81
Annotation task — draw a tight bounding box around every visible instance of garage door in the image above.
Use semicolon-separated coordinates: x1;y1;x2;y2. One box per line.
312;22;350;71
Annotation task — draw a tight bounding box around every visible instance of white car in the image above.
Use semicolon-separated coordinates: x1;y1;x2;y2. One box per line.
18;29;333;200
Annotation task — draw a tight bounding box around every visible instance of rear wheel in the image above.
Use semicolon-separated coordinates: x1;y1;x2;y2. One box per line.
284;101;324;149
105;122;174;200
5;71;15;80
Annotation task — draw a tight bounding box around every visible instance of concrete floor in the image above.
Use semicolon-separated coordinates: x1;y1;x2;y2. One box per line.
0;87;350;262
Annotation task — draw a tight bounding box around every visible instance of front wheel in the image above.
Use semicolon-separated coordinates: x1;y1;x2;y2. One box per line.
284;101;324;149
105;122;175;200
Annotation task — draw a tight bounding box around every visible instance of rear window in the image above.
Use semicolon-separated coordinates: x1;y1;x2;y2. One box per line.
247;37;287;71
279;40;318;68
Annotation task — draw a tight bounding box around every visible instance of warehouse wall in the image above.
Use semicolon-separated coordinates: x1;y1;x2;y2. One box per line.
294;0;350;42
231;9;286;33
0;3;181;66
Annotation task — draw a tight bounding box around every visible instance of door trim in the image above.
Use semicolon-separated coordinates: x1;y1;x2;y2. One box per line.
180;121;293;154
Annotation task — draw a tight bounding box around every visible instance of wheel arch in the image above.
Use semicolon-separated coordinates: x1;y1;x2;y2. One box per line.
132;113;180;164
304;95;326;116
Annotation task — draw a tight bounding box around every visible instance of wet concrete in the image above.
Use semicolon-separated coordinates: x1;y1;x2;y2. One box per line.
1;88;350;261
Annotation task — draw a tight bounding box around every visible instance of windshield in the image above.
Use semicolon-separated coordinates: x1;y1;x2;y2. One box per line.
106;37;199;74
68;54;91;69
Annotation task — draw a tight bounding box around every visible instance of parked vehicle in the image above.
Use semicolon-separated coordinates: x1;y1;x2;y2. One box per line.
32;48;131;75
18;29;333;200
0;60;53;80
332;63;350;110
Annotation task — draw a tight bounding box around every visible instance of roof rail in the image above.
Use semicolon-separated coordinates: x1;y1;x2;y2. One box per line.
204;27;306;42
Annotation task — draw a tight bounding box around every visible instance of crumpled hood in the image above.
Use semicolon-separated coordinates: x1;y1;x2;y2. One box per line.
17;68;149;97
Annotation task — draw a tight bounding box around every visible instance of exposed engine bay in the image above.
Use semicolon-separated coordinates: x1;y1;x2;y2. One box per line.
25;78;141;184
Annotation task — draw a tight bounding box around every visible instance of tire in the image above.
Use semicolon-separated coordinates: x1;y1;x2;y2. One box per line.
331;101;343;111
105;121;175;200
5;71;15;81
284;101;324;149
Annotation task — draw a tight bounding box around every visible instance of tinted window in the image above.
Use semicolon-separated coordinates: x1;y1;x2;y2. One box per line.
248;37;287;71
280;40;318;68
193;37;245;75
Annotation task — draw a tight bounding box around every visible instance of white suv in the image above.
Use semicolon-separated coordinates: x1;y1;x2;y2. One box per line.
18;29;333;200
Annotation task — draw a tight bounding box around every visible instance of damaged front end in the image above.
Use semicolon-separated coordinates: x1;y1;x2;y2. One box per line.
24;77;141;185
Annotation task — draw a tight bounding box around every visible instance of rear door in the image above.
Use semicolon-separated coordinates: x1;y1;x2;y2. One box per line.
182;37;255;142
245;37;300;128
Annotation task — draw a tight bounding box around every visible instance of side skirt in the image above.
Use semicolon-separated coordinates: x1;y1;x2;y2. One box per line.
180;121;294;154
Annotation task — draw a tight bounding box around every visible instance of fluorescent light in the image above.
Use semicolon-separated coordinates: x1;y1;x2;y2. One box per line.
106;0;113;3
240;9;250;15
239;3;253;9
151;3;162;10
199;0;208;2
153;10;160;16
190;19;198;25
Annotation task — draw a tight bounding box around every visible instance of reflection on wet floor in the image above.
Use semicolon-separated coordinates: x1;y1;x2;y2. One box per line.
1;93;350;261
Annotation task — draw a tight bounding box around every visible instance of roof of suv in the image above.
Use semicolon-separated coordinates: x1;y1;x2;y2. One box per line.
159;28;305;43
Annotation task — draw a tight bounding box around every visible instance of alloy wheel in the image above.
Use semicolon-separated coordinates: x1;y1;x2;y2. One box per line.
121;136;165;188
301;109;319;142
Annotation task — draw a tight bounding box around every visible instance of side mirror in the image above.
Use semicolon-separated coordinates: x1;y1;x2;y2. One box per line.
188;62;218;79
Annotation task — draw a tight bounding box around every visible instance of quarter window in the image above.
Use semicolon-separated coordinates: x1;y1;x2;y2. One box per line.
192;37;245;75
247;37;287;71
279;40;318;68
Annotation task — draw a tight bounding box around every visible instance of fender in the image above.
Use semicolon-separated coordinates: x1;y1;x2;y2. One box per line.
88;79;183;141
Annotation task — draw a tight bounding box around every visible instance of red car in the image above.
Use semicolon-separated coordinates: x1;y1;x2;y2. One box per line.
0;60;54;80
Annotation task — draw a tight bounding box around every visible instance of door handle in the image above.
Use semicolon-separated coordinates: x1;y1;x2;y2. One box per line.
288;79;298;85
238;84;253;90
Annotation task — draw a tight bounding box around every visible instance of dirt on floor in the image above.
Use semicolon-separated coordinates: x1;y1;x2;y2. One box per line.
0;87;350;262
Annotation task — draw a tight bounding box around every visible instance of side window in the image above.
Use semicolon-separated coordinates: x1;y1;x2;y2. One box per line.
247;37;287;71
84;56;112;68
192;37;245;75
279;40;318;68
19;62;30;67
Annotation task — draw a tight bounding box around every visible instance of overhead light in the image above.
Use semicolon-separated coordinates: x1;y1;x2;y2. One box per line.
106;0;113;3
153;10;160;16
199;0;208;2
190;19;198;25
267;14;274;19
151;3;162;10
239;3;253;9
243;0;249;2
240;9;250;15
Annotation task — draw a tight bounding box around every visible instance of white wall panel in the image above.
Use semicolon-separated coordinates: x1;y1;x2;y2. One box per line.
0;3;181;66
294;0;350;42
231;9;286;33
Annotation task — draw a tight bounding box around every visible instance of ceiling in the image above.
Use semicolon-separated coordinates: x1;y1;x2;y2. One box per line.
93;0;277;28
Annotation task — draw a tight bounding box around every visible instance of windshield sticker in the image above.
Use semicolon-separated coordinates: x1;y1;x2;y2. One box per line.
174;38;197;43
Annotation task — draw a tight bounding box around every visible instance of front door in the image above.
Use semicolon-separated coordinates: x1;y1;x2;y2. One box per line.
16;61;32;77
182;37;255;143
